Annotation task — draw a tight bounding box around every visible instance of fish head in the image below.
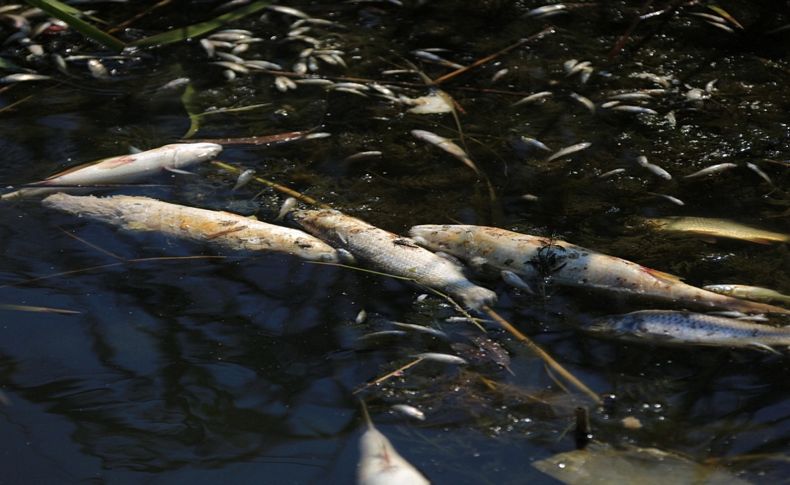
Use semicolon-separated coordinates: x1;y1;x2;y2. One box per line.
286;209;343;233
170;143;223;168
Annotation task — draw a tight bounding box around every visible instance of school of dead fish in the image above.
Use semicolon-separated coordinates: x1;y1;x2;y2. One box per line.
1;2;789;483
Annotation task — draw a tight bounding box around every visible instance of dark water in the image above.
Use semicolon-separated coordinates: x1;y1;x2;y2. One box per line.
1;1;789;483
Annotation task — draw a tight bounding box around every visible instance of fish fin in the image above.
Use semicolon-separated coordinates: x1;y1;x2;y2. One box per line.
501;270;535;294
469;256;488;269
435;251;464;267
128;146;143;154
337;248;357;265
642;266;684;282
163;167;196;175
747;237;780;245
748;342;781;354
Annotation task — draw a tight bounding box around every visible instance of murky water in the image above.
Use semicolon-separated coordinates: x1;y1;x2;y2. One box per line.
1;1;789;483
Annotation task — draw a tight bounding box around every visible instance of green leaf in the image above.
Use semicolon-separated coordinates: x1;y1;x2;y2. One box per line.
180;83;201;139
130;1;271;47
24;0;125;51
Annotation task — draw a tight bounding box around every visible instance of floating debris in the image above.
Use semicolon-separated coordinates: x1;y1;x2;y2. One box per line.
231;169;255;191
391;404;426;421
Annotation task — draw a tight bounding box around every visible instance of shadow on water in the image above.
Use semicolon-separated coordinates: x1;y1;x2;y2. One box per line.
0;1;789;483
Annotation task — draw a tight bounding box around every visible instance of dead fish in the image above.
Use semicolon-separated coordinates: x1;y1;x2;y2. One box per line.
87;59;109;79
231;169;255;191
599;168;626;178
212;61;249;74
518;136;551;152
512;91;553;107
266;5;310;18
295;78;335;86
332;87;368;97
745;162;774;186
525;4;567;18
703;285;790;306
415;352;468;365
412;50;463;69
399;93;453;114
643;216;789;245
344;151;383;162
647;192;685;206
501;270;534;294
391;404;426;421
355;309;368;324
1;73;51;83
2;143;222;199
274;75;297;91
243;59;283;70
408;224;790;314
302;132;331;140
569;92;595;113
42;194;340;262
610;105;658;115
566;60;591;77
358;404;430;485
390;322;448;338
588;310;790;351
411;130;479;175
546;142;591;162
216;51;245;64
491;68;508;83
636;155;672;180
274;197;298;221
288;210;496;310
683;163;737;178
608;92;653;101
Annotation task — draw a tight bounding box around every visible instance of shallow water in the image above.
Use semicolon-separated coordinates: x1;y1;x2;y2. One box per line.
0;1;789;483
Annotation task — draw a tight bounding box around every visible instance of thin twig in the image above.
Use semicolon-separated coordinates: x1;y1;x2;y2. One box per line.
107;0;175;33
58;227;124;260
431;27;556;85
482;305;601;404
353;357;424;394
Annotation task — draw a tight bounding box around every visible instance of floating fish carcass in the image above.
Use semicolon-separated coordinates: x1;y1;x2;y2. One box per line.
408;224;790;314
643;216;789;244
2;143;222;199
358;406;430;485
42;194;341;262
288;210;497;309
587;310;790;351
703;284;790;306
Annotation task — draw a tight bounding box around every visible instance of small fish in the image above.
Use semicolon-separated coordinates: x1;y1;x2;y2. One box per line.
587;310;790;351
415;352;468;365
289;210;496;309
519;136;551;152
232;169;255;191
746;162;774;186
266;5;310;18
636;155;672;180
566;61;591;77
683;163;737;178
42;194;341;262
391;404;426;421
600;100;620;109
216;51;245;64
569;92;595;113
703;285;790;306
412;50;463;69
344;151;383;162
295;78;335;86
546;142;591;162
648;192;685;206
1;73;51;83
358;404;430;485
2;143;222;199
302;132;331;140
608;92;653;101
332;87;368;97
610;105;658;115
599;168;626;178
512;91;553;106
644;216;789;245
390;322;448;338
274;197;298;221
525;4;567;18
411;130;479;175
491;68;508;83
87;59;109;79
356;309;368;324
274;75;297;91
243;59;283;70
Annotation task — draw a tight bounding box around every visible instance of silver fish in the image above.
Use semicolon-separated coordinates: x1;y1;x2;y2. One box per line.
411;130;479;175
512;91;553;106
610;105;658;115
599;168;626;178
415;352;468;365
391;404;426;421
569;92;595;113
358;406;430;485
231;169;255;191
274;197;298;221
745;162;774;186
42;194;340;262
636;155;672;180
2;143;222;199
648;192;685;206
344;151;383;162
408;224;790;314
525;4;567;18
288;210;496;309
1;73;51;83
683;163;737;178
87;59;109;79
355;309;368;324
546;142;591;162
243;59;283;70
390;321;448;338
703;285;790;306
588;310;790;351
